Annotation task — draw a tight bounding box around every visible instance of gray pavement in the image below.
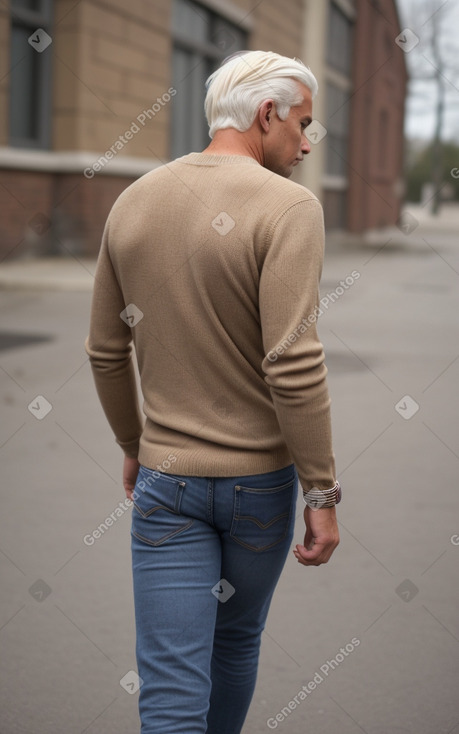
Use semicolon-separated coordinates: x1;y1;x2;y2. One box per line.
1;206;458;734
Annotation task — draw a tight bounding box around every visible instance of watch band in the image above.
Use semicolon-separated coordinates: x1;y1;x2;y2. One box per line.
303;481;341;508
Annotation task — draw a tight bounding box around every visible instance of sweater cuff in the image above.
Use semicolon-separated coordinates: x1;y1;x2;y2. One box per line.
116;436;140;459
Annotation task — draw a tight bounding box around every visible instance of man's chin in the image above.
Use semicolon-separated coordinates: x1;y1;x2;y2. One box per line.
283;160;300;178
264;162;294;178
277;166;294;179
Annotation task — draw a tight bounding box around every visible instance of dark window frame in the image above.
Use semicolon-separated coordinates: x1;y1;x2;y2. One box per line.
170;0;248;159
325;81;351;178
9;0;53;149
326;1;353;76
325;2;354;181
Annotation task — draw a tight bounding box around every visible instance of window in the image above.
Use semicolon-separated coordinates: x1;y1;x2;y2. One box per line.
378;109;389;171
9;0;53;149
171;0;247;159
325;82;350;177
326;2;353;76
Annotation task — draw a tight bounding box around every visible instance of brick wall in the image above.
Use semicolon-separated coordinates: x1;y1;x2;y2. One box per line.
0;0;408;256
0;170;54;260
0;169;134;261
1;0;308;260
347;0;407;232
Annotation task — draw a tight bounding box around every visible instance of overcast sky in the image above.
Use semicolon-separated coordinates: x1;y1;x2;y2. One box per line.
396;0;459;141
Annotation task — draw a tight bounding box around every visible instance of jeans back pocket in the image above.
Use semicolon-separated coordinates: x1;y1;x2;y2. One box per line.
131;467;192;547
230;477;296;552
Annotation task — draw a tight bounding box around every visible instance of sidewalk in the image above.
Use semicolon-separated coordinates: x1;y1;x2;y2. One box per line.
1;206;458;734
327;201;459;252
0;255;97;291
1;203;457;292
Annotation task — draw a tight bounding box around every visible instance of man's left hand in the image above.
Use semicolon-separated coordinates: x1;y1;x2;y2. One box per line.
293;505;340;566
123;455;140;501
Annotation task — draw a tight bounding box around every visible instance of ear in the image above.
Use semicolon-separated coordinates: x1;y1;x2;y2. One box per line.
258;100;274;134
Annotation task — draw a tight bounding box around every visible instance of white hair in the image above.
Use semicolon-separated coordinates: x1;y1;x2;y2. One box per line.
204;50;318;139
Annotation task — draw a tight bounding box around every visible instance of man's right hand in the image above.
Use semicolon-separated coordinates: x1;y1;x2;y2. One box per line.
293;505;340;566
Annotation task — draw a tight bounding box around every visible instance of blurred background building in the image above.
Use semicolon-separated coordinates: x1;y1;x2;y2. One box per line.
0;0;407;260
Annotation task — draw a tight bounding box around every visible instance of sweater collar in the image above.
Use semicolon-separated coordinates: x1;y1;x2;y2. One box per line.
177;152;261;167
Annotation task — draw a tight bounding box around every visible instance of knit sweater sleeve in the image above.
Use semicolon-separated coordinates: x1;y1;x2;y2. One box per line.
84;218;144;458
259;198;336;492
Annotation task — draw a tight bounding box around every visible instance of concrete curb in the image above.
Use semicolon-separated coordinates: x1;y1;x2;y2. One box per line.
1;203;458;291
0;257;97;291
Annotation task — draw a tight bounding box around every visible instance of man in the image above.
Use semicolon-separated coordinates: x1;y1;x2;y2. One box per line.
85;50;340;734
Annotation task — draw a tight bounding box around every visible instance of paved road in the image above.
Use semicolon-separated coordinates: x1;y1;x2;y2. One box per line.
1;209;458;734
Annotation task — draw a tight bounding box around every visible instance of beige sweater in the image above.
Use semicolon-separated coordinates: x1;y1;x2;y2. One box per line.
85;153;336;491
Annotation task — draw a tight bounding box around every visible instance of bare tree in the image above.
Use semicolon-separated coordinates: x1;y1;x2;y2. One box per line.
401;0;459;213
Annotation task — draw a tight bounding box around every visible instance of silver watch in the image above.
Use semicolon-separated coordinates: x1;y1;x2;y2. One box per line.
303;481;342;508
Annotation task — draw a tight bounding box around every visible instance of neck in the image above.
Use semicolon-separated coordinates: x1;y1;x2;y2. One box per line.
202;129;263;165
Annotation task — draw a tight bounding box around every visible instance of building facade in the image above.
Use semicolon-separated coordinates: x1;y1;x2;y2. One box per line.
0;0;407;260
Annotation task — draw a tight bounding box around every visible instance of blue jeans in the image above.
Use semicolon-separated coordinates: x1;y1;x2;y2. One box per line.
130;463;298;733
